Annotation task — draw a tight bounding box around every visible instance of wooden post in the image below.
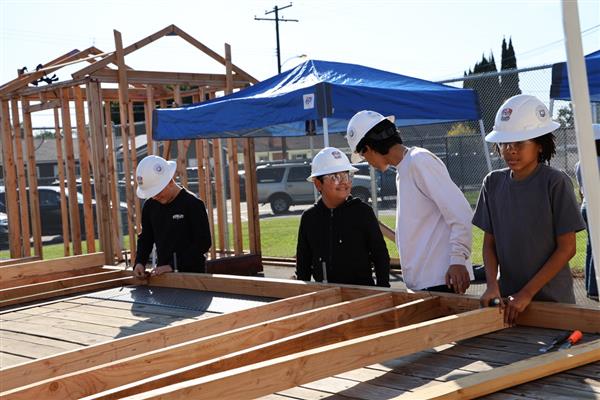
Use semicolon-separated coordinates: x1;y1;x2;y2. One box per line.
73;86;96;252
224;44;242;255
86;80;113;264
203;141;216;260
114;29;137;260
53;107;70;256
60;87;82;255
213;138;226;253
173;85;189;188
127;100;141;233
104;101;123;260
10;99;31;255
243;138;261;255
21;100;43;257
0;100;22;257
144;85;154;155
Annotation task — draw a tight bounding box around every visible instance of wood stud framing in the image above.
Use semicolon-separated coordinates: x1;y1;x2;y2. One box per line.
1;263;598;399
0;25;260;268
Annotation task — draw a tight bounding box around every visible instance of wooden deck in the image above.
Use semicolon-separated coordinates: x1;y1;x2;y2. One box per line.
1;285;599;399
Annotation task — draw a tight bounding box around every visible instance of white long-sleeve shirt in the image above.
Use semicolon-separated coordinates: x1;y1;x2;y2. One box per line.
395;147;473;290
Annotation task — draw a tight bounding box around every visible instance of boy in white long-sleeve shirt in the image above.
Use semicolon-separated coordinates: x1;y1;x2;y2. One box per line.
346;110;473;293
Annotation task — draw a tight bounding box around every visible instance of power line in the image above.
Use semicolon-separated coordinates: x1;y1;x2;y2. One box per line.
254;3;299;74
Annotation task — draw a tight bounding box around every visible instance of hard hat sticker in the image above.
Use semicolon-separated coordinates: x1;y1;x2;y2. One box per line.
137;176;143;185
154;164;164;174
536;105;547;120
331;150;342;159
500;108;512;121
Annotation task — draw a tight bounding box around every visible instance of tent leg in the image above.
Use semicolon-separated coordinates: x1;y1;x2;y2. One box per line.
479;119;492;172
561;0;600;302
323;117;329;147
549;99;555;115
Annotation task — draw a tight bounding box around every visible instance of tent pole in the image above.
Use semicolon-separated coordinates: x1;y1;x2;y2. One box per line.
310;135;318;202
549;99;555;115
323;117;329;147
479;119;492;172
562;0;600;299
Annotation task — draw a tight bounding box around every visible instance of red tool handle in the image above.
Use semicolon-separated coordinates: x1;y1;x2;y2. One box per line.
568;330;583;345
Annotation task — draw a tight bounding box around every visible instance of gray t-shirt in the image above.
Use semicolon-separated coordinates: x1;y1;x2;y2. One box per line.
473;164;585;303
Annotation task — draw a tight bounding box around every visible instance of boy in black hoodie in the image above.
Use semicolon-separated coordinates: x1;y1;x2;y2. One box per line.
295;147;390;287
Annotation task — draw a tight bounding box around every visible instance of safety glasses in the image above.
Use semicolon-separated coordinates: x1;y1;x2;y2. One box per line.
322;171;354;184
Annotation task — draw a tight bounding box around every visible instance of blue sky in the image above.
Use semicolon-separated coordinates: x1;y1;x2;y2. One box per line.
1;0;599;126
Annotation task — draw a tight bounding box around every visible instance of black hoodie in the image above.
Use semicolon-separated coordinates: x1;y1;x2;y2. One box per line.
296;196;390;287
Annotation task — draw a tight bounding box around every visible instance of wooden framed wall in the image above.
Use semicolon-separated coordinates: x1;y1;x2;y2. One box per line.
0;25;261;269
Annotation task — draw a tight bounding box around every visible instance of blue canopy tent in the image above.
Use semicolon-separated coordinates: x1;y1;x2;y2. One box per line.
154;59;482;140
550;49;600;102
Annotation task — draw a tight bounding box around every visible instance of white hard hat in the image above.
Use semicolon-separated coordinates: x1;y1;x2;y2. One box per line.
135;155;177;199
307;147;358;182
346;110;395;162
486;94;560;143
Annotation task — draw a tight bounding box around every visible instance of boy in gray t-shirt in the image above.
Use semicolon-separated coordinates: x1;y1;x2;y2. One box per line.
472;95;585;325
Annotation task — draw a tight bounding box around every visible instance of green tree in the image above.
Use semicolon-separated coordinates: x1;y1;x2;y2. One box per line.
464;52;502;132
500;37;521;100
556;104;573;129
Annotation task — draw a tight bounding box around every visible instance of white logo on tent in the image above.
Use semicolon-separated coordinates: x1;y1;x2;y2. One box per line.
303;94;315;110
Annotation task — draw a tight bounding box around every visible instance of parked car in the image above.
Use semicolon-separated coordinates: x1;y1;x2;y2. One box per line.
352;162;397;207
0;208;8;247
255;162;376;214
0;186;129;237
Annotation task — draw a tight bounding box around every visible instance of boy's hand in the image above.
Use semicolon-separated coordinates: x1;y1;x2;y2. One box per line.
480;286;502;309
445;264;470;294
133;263;148;278
151;265;174;276
504;291;533;325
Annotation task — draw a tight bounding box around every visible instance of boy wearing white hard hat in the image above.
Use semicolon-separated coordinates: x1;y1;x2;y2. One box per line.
295;147;390;287
132;155;211;278
346;111;473;294
473;94;585;324
574;124;600;301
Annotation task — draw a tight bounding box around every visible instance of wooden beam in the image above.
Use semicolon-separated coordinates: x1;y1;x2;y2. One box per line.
89;69;252;86
72;25;177;79
0;276;135;308
73;86;96;252
0;100;22;257
6;292;393;399
98;298;441;399
127;99;142;233
0;256;40;267
243;138;260;255
147;273;332;298
60;87;83;254
379;220;395;242
173;25;258;84
213;139;226;251
399;338;600;400
114;30;137;261
0;270;125;301
3;77;89;100
0;252;105;287
26;99;61;113
10;99;31;255
144;86;154;155
203;140;216;259
104;101;123;260
21;99;43;256
122;308;505;400
0;288;341;391
53;107;71;256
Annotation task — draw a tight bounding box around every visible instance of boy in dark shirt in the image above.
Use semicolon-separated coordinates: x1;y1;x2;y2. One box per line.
132;156;211;277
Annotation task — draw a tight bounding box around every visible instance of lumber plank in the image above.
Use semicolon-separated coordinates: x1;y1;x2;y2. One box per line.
0;319;114;345
0;266;103;291
92;297;443;399
53;106;71;256
0;288;341;390
60;87;83;254
0;256;40;267
398;339;600;399
0;100;21;257
147;273;328;298
19;99;43;256
0;353;33;369
73;86;96;251
10;99;31;256
0;270;125;300
111;307;506;399
8;292;394;399
60;298;209;319
0;277;135;308
0;252;105;287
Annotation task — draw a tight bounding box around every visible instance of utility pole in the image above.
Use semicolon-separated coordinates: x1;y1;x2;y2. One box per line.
255;3;299;161
255;3;298;74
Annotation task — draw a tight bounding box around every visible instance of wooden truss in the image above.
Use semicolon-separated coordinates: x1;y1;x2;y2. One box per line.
0;25;260;269
1;255;599;399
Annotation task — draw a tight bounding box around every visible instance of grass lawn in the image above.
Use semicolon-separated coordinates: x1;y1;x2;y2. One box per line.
0;214;587;273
